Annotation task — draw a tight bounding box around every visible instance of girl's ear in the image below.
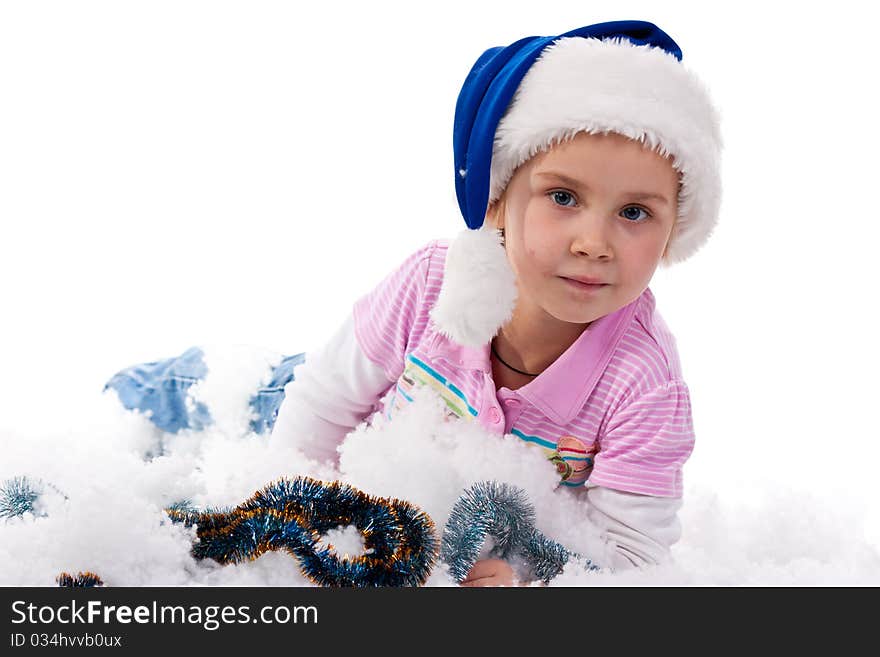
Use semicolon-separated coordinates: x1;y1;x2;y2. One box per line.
485;197;506;231
484;202;499;229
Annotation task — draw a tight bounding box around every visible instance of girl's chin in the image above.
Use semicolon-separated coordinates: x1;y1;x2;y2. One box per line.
543;304;603;326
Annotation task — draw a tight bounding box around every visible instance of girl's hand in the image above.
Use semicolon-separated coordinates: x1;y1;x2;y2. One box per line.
459;559;517;587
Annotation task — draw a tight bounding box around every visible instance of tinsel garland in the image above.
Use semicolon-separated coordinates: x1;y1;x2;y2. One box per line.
14;475;595;587
0;476;67;520
440;480;601;583
166;476;438;587
57;572;104;587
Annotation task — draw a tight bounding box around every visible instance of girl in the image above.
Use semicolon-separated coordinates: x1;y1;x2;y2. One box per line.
270;19;722;586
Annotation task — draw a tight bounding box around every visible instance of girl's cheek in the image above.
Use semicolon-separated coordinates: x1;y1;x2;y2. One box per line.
521;219;560;270
520;210;544;246
521;244;558;278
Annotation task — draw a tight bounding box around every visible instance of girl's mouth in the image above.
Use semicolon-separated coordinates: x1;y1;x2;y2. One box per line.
560;277;608;293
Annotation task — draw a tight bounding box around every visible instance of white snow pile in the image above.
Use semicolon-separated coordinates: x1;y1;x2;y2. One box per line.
1;346;879;587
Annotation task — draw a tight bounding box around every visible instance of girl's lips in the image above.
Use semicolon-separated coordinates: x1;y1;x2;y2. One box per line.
560;277;608;293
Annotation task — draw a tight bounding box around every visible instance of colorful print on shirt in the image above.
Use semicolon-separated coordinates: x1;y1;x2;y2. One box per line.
552;435;598;486
509;428;597;487
388;354;478;422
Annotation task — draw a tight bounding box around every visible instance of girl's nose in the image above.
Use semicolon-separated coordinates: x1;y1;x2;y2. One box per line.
570;213;612;259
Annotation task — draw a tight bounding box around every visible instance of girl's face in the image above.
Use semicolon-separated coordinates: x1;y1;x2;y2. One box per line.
488;131;680;327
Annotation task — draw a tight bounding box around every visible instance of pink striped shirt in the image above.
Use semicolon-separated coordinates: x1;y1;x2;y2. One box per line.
352;240;695;498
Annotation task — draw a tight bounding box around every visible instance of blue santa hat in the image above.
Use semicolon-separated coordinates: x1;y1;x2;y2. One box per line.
430;20;723;348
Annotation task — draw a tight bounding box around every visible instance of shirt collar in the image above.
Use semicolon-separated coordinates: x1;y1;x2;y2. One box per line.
428;289;646;425
515;293;642;424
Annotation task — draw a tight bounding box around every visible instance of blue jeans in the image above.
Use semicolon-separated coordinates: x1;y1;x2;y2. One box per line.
104;347;306;435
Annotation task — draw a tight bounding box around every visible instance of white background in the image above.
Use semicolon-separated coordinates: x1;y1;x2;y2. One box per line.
1;0;878;506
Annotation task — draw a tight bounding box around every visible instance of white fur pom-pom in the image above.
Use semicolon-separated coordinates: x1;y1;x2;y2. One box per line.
429;227;518;348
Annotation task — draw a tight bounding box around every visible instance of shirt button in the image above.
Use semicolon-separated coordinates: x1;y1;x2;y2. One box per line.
504;399;520;408
488;408;501;423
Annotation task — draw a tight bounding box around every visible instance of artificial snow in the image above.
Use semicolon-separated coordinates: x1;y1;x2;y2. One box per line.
1;346;878;587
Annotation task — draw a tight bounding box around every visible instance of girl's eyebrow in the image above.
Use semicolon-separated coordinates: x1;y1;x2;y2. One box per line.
534;170;671;206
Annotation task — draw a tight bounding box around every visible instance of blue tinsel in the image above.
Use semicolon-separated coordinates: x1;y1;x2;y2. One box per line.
0;477;40;519
166;476;438;587
0;476;67;520
440;480;601;583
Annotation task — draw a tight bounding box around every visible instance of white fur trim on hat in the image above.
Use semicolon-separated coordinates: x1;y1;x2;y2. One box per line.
429;226;517;348
490;36;723;265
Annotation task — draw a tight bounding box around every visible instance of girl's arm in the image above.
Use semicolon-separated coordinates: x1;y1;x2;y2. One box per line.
269;313;394;465
271;242;436;465
582;378;695;570
583;484;683;570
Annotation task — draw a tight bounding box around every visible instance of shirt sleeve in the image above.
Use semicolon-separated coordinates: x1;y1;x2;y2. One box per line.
270;242;438;465
589;379;696;498
352;241;438;382
583;485;684;570
269;313;397;465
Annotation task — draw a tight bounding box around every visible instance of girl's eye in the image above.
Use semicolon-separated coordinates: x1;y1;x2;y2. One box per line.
621;206;651;223
549;190;577;207
548;191;652;223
